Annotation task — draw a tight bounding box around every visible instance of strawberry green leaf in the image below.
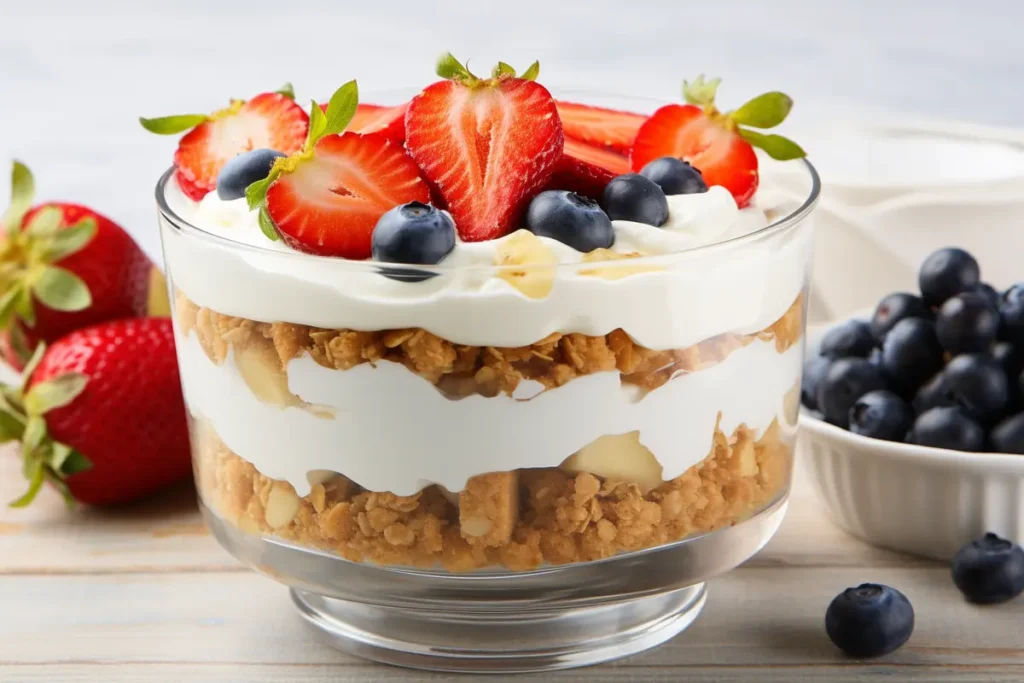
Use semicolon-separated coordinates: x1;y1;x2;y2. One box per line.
258;207;280;241
0;410;24;443
58;448;91;476
7;325;31;367
9;458;44;508
0;286;19;329
276;82;296;100
320;81;359;139
139;114;210;135
45;218;97;262
244;175;275;212
682;75;721;108
20;343;46;392
437;52;473;81
492;62;516;79
520;61;540;81
24;373;87;415
306;99;328;149
738;129;807;161
729;92;793;129
24;206;62;238
3;161;35;232
14;286;35;327
22;415;46;453
31;266;91;312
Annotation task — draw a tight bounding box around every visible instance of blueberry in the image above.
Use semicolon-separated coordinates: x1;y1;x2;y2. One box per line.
991;341;1023;376
870;292;932;342
601;174;669;227
525;190;614;252
638;157;708;195
912;372;952;415
990;412;1024;454
918;247;980;307
951;533;1024;604
818;358;887;428
881;318;945;396
825;583;914;658
936;291;999;355
974;282;1001;309
371;202;456;282
999;283;1024;345
216;148;286;200
868;347;883;366
907;406;985;451
849;390;914;442
942;353;1009;421
820;320;876;359
801;356;832;411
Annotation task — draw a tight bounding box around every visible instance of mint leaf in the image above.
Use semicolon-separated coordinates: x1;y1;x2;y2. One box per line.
306;99;327;149
4;161;35;231
24;206;62;238
738;129;807;161
24;373;88;415
245;175;275;211
320;81;359;138
682;75;721;107
729;92;793;129
258;207;280;241
45;218;97;261
436;53;474;82
139;114;209;135
520;61;540;81
31;266;91;312
276;82;296;100
492;62;516;78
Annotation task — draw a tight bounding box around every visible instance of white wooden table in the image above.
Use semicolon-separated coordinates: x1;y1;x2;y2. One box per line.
2;446;1021;683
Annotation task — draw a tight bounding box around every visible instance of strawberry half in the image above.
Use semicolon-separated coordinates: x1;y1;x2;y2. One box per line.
405;54;563;242
629;76;805;208
142;91;310;201
265;132;428;258
347;103;408;143
555;101;646;153
547;139;630;198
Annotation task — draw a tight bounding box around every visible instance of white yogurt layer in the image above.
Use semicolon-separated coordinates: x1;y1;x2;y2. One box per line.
162;180;812;350
176;328;803;497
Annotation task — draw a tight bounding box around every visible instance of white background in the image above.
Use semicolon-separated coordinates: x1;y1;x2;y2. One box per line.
1;0;1021;260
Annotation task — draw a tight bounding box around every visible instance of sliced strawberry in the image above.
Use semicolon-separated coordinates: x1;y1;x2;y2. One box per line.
631;104;759;206
174;93;309;200
555;101;645;153
405;58;563;242
318;102;409;143
264;132;429;258
546;139;628;198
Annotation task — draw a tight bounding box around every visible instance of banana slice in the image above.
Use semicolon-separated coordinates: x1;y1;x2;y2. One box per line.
494;230;557;298
561;431;664;493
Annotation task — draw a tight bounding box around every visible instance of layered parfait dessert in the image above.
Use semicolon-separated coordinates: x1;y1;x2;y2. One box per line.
149;58;814;571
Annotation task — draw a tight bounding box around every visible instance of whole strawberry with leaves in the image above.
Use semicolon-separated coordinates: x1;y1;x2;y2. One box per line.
1;317;191;507
630;75;806;207
1;162;159;367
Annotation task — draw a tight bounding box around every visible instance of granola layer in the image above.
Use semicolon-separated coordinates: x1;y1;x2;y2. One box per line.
194;416;791;571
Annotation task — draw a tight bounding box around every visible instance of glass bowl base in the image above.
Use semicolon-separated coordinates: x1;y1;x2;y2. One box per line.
291;581;706;673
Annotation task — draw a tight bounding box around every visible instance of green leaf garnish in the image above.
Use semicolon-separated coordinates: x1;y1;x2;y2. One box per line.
24;206;62;238
520;61;540;81
276;82;296;99
258;208;280;241
492;62;516;78
306;100;328;149
45;217;97;261
738;129;807;161
3;161;35;232
245;175;275;212
319;81;359;141
729;92;793;129
139;114;209;135
23;373;88;415
30;266;92;312
682;75;721;108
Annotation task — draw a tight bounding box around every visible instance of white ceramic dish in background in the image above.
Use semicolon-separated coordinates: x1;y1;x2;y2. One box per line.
798;318;1024;560
764;118;1024;324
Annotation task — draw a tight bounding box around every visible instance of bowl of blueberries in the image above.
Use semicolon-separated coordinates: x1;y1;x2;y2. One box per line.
799;246;1024;560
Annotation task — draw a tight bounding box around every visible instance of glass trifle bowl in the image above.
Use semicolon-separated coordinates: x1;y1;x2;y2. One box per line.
155;92;819;671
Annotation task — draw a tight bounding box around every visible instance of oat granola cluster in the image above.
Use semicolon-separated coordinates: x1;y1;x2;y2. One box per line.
178;290;803;571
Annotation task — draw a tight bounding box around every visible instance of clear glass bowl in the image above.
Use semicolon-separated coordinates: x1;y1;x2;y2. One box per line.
156;101;820;671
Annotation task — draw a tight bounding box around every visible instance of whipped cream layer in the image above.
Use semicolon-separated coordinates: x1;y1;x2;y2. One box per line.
176;328;802;497
162;180;811;350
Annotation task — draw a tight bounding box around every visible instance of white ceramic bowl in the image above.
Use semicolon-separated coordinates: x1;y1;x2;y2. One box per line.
798;319;1024;560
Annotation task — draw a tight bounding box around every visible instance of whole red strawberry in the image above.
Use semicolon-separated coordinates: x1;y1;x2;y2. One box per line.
141;85;309;201
1;162;155;363
4;318;190;507
630;76;805;207
405;55;564;242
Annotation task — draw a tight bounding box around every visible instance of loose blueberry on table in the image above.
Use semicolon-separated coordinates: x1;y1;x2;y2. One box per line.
825;583;915;658
803;246;1024;454
951;533;1024;604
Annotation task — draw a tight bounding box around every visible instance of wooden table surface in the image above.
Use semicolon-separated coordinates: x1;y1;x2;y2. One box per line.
1;445;1021;683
